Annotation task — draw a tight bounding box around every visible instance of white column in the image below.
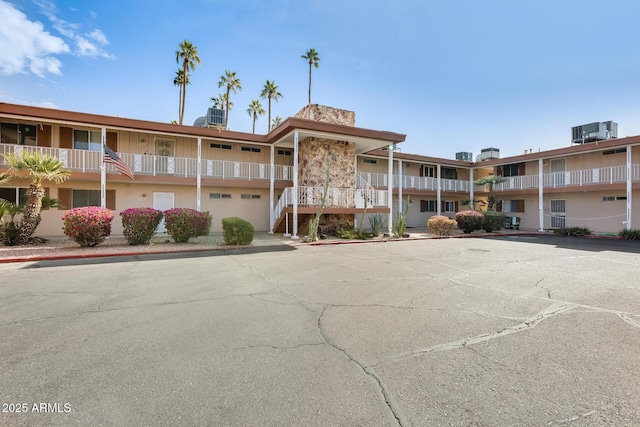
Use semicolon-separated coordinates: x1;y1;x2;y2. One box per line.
269;144;275;233
291;132;299;240
196;137;202;211
387;146;393;235
469;168;475;210
398;159;403;216
626;145;632;230
436;164;442;215
100;127;106;208
538;158;544;231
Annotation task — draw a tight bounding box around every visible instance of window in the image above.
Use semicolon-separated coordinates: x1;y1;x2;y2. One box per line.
603;196;627;201
363;159;377;164
241;194;261;199
211;143;232;150
603;148;626;155
441;167;457;179
210;193;231;199
499;163;524;177
277;149;292;156
420;200;436;212
73;130;102;151
72;190;101;208
444;201;456;212
1;122;37;146
0;187;27;205
501;199;525;213
241;146;261;153
421;166;435;178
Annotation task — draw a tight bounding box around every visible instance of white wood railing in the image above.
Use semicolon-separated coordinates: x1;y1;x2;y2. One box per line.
0;143;292;181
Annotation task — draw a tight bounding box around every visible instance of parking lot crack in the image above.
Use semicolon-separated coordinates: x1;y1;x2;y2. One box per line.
534;277;552;299
317;307;406;426
373;302;576;368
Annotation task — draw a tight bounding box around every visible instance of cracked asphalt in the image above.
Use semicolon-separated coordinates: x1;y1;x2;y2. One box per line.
1;235;640;426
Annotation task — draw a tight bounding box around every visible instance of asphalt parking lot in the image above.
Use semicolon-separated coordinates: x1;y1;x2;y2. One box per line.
1;235;639;426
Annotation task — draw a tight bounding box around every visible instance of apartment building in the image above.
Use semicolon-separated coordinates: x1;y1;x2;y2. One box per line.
1;102;638;238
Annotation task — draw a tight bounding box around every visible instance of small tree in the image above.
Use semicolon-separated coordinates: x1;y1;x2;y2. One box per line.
474;175;507;211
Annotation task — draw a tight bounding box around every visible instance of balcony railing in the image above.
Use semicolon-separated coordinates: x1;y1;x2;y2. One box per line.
358;172;471;192
493;164;638;191
272;186;388;226
0;143;292;181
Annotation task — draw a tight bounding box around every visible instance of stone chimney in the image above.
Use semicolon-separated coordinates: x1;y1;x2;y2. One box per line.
294;104;355;127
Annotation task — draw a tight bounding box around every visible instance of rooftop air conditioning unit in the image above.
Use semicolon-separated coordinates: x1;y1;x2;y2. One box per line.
479;147;500;161
207;108;226;127
456;152;473;161
571;121;617;144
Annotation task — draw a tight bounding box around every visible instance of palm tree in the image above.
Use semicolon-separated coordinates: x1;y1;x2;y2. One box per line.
175;40;201;125
173;68;190;123
272;116;283;130
210;96;222;109
260;80;283;132
218;93;233;114
301;48;320;104
218;70;242;127
2;151;70;245
474;175;508;211
246;100;265;134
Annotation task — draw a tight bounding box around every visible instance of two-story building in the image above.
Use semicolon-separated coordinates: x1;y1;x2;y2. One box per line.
1;102;638;237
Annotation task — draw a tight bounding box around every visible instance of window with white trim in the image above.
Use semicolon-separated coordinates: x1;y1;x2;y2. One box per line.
0;187;27;205
444;201;456;212
210;193;231;199
420;200;436;212
241;194;261;199
74;130;102;151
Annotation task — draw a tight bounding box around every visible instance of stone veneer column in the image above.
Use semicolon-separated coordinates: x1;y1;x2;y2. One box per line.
297;138;355;188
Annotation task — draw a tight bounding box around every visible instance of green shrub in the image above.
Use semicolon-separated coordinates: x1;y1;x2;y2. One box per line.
335;226;372;240
455;210;483;233
482;211;506;232
618;228;640;240
427;215;457;236
120;207;163;245
164;208;212;243
368;213;386;235
553;227;592;237
222;217;254;245
62;206;113;247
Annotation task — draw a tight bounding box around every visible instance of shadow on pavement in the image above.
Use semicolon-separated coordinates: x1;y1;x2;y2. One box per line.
21;244;297;269
487;234;640;254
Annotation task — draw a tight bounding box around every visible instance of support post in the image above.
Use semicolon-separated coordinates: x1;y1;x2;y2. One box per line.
100;127;106;208
398;159;403;216
436;164;442;215
292;131;299;240
387;145;393;235
538;158;544;231
626;145;632;230
469;168;475;210
269;144;275;233
196;137;201;211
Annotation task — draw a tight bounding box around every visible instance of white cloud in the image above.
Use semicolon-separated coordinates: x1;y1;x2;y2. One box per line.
0;92;58;109
34;0;114;59
0;0;69;76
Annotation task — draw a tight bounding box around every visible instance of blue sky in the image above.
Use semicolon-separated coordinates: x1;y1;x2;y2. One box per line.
2;0;640;159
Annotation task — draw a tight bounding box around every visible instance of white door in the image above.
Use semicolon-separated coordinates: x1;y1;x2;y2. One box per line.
550;159;566;187
153;192;174;232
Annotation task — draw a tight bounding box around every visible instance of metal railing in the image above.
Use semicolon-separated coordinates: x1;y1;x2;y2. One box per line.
0;143;292;181
358;172;471;192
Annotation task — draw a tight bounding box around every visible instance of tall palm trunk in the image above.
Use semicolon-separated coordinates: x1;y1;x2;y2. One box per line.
308;61;312;104
15;184;44;245
267;97;272;132
252;114;256;134
180;62;188;125
225;87;231;126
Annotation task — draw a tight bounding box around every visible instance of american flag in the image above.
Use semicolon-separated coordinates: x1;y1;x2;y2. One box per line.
103;145;135;180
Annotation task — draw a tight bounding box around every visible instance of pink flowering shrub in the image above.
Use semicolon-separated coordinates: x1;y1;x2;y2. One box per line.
120;207;163;245
164;208;211;243
427;215;457;236
455;210;484;233
62;207;114;247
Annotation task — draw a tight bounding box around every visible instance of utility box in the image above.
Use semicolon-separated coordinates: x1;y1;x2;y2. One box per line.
207;108;227;127
571;121;617;144
478;147;500;161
